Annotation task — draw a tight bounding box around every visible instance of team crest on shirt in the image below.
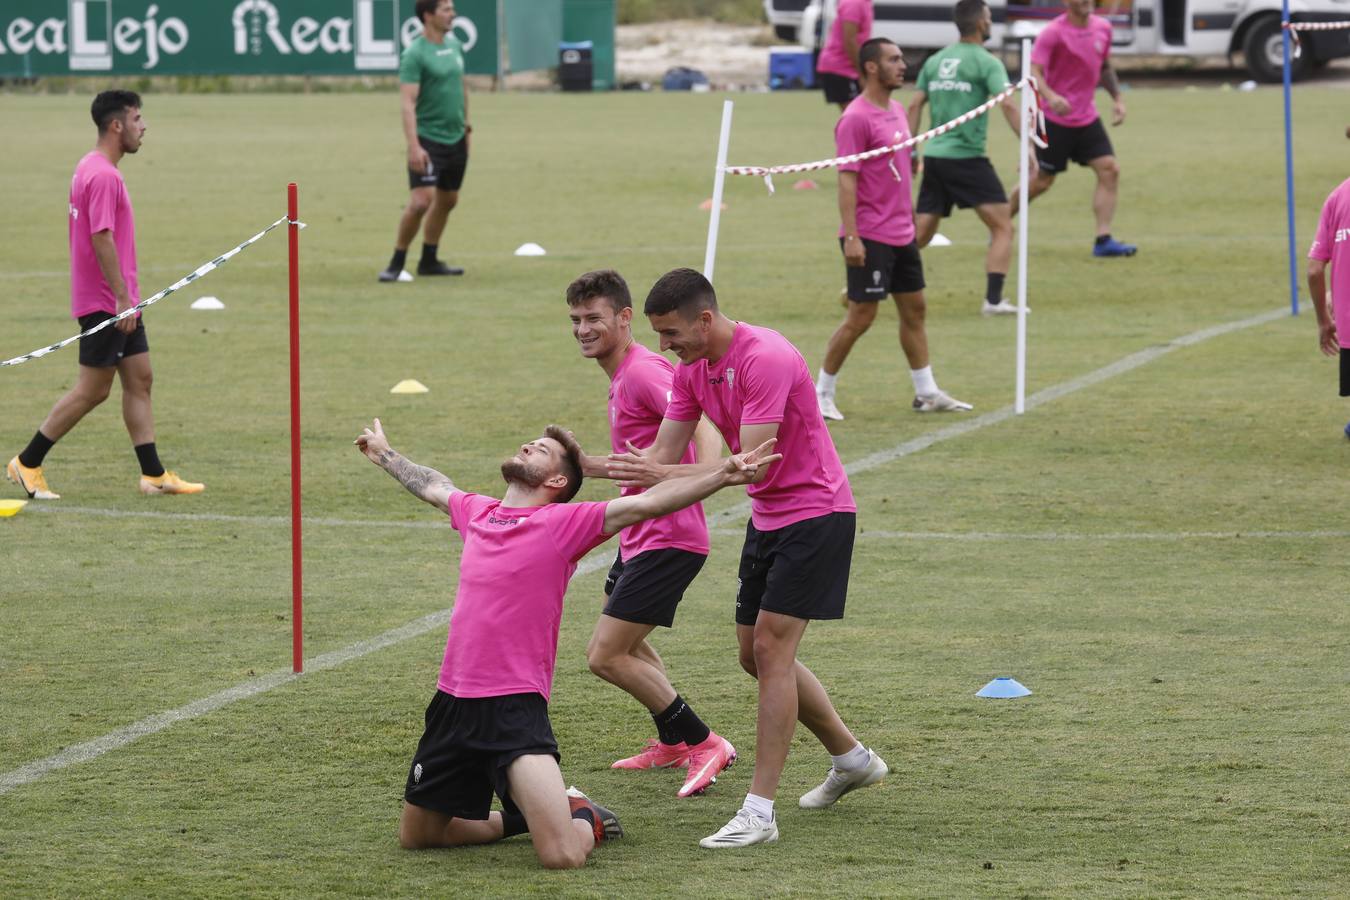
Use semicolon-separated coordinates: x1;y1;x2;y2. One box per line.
938;58;961;79
1094;38;1105;54
725;368;735;388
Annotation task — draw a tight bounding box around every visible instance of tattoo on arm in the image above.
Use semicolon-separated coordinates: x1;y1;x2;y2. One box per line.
378;449;452;502
1100;64;1120;99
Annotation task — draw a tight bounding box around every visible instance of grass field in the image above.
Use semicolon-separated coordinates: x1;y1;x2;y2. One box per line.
2;83;1348;897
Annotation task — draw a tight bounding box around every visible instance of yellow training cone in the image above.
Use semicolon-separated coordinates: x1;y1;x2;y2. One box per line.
390;379;429;394
0;499;29;517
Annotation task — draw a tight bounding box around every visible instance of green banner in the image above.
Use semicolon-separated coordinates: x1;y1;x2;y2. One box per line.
0;1;501;77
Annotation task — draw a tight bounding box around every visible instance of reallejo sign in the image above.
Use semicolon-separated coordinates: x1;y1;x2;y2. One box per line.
0;0;499;76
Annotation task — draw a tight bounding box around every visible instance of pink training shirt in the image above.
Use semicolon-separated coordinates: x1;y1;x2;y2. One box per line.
1031;14;1113;127
666;323;855;531
1309;176;1350;349
440;493;612;700
70;150;139;319
836;95;915;246
816;0;873;80
610;343;710;559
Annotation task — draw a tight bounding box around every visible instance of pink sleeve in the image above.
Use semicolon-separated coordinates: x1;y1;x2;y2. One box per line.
739;350;791;426
837;0;868;25
1309;195;1335;261
664;365;701;422
448;492;491;536
1099;20;1112;61
85;171;121;234
547;501;613;562
835;112;869;173
638;358;675;419
1030;24;1058;68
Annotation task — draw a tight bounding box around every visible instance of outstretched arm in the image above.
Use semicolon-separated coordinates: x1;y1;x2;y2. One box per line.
602;439;781;534
354;418;455;513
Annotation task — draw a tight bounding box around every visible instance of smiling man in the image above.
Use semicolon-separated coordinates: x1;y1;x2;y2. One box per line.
601;269;888;850
355;416;779;867
565;269;737;799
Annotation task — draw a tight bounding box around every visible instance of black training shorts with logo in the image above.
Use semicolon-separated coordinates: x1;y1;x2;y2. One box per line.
1035;117;1115;175
603;548;707;628
403;691;558;820
407;134;469;192
841;237;925;301
820;72;861;106
77;311;149;368
916;156;1009;217
734;511;856;626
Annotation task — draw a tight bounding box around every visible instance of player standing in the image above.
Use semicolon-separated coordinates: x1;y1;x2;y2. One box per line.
1009;0;1136;257
908;0;1031;315
355;418;779;867
565;269;737;798
608;268;888;849
7;90;203;500
815;38;971;422
377;0;470;283
815;0;874;111
1307;176;1350;438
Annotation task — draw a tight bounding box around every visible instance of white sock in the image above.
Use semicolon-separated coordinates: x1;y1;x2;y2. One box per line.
910;365;938;397
816;368;837;397
742;792;775;822
832;742;871;772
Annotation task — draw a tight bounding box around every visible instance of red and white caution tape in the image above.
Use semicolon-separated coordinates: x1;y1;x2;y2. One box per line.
1;215;303;368
725;77;1047;193
1282;20;1350;58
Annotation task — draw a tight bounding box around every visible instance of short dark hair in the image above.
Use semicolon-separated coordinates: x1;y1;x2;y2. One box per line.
543;425;584;503
91;90;141;134
415;0;443;24
858;37;896;78
566;269;632;314
643;268;718;319
954;0;988;36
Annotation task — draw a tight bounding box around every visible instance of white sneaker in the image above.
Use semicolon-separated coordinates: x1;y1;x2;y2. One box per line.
981;299;1027;316
817;392;844;421
799;749;889;809
913;390;972;413
698;810;779;849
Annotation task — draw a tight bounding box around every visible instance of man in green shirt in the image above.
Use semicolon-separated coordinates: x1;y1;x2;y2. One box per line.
907;0;1030;315
379;0;471;283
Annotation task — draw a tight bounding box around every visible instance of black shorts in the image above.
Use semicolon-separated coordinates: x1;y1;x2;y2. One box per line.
820;72;860;105
841;237;925;301
735;511;855;626
77;311;148;368
916;156;1008;217
407;134;468;191
1341;348;1350;397
403;691;558;820
1036;118;1114;175
603;547;707;628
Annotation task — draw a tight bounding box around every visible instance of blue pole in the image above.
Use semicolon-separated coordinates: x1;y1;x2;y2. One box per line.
1281;7;1300;316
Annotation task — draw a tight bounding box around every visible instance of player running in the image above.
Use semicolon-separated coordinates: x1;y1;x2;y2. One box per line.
565;269;736;798
355;417;779;868
908;0;1033;315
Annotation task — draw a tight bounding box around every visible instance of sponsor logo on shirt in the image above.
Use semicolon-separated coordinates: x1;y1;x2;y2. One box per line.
928;80;973;93
726;368;735;388
487;514;521;526
1336;228;1350;243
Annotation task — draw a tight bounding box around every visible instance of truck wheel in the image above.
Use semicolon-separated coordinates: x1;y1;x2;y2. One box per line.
1243;16;1308;82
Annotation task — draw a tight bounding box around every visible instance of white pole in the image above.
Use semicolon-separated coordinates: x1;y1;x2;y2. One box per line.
704;99;734;282
1015;39;1031;415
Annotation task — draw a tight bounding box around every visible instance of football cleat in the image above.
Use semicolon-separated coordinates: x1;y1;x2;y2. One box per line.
913;391;973;413
1092;237;1137;258
799;749;889;808
7;456;59;499
698;810;779;849
377;268;414;283
817;392;844;421
416;260;465;276
611;739;690;770
677;733;736;798
565;786;623;844
139;471;205;495
981;299;1027;316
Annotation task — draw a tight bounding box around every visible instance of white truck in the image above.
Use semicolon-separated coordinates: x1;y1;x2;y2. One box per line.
765;0;1350;81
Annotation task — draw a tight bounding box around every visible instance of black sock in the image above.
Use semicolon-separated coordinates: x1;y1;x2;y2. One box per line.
18;430;55;469
420;243;438;264
986;273;1006;304
656;695;710;747
570;806;595;828
134;442;165;478
500;811;528;838
387;248;407;272
1095;234;1111;246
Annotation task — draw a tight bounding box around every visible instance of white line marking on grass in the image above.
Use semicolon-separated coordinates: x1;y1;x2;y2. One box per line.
708;528;1350;541
0;307;1287;794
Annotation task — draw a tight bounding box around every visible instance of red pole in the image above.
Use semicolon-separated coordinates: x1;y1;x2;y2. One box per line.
288;183;303;674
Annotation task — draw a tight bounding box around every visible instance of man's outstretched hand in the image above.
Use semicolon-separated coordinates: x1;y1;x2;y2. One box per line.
355;418;392;463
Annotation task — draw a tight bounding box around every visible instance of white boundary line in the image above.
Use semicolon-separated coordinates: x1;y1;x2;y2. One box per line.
711;527;1350;541
0;306;1287;796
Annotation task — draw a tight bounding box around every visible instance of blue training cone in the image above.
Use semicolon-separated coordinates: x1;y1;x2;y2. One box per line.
976;677;1032;699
